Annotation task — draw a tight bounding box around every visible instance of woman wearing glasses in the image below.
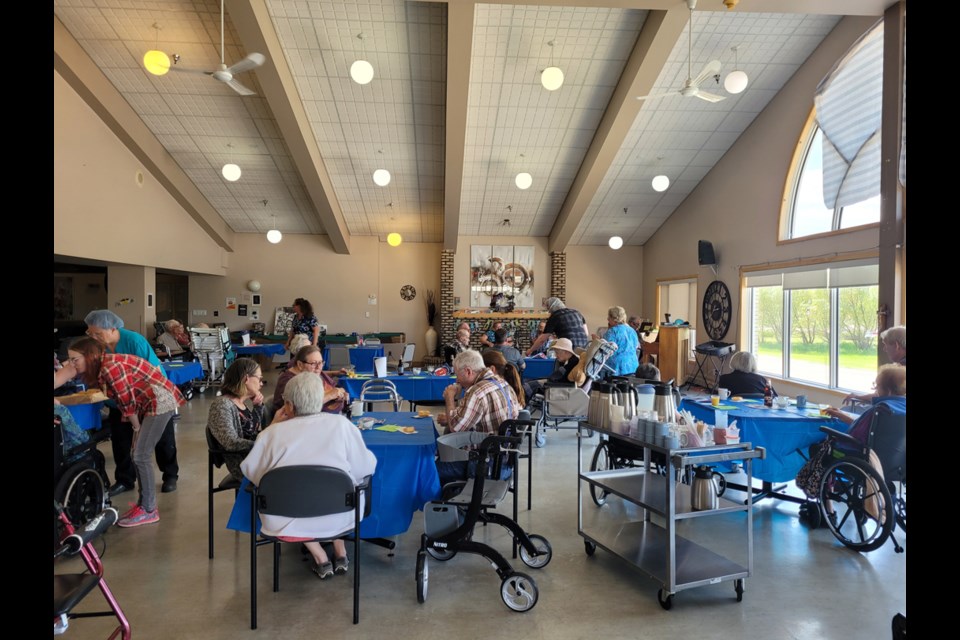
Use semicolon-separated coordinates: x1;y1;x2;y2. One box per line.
273;345;349;418
66;337;185;528
207;358;267;482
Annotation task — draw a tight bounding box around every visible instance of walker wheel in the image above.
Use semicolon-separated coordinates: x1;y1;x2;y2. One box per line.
657;589;674;610
415;551;428;604
501;573;538;612
584;540;597;556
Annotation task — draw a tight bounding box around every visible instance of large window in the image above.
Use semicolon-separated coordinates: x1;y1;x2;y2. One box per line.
744;260;878;391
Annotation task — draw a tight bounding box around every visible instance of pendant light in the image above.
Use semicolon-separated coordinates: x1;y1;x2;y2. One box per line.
350;33;374;85
222;163;241;182
515;172;532;190
541;40;564;91
143;24;171;76
608;236;624;250
652;157;669;192
263;201;282;244
387;232;402;247
724;45;748;94
373;149;391;186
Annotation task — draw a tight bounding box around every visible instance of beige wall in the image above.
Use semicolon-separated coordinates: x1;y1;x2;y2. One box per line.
566;245;644;333
188;234;441;362
106;265;156;336
641;16;879;405
54;71;227;276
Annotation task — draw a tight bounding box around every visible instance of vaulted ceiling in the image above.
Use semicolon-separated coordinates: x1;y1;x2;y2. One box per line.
54;0;892;255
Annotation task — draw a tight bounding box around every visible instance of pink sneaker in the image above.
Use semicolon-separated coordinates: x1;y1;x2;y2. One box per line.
117;505;160;528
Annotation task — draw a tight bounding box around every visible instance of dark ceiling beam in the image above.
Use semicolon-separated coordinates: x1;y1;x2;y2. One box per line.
548;8;688;253
231;0;352;254
54;15;235;252
431;0;890;16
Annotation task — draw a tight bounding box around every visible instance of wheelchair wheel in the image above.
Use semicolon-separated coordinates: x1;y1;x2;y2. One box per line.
416;551;428;604
500;572;538;612
426;546;457;562
590;441;613;506
518;534;552;569
55;464;107;530
819;457;893;552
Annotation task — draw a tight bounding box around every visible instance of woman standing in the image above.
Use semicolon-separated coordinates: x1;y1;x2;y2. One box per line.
599;306;639;377
286;298;321;354
207;358;267;481
67;337;185;528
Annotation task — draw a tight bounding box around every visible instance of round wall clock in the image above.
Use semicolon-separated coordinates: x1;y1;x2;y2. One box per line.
702;280;732;341
400;284;417;301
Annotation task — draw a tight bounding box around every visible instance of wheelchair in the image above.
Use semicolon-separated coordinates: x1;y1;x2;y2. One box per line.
417;419;552;612
799;404;906;553
54;410;111;537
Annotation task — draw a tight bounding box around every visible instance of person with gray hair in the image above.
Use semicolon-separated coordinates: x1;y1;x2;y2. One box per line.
241;373;377;580
206;358;266;482
84;309;180;496
718;351;777;397
844;325;906;403
156;319;193;359
526;296;589;355
597;306;639;377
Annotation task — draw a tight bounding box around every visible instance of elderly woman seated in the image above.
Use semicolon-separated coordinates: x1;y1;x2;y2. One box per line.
845;326;906;404
824;364;906;447
718;351;777;397
241;373;377;580
156;320;194;359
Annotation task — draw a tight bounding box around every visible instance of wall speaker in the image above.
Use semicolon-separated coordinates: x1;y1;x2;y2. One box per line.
698;240;717;266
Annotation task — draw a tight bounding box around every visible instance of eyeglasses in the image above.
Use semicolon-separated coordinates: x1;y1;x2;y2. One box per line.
300;360;324;368
249;374;265;385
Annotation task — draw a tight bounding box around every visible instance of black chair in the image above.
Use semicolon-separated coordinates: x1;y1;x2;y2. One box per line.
248;466;370;628
205;429;241;559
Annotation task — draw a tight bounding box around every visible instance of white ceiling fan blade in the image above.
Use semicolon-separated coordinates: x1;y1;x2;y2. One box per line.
636;90;680;102
168;66;213;77
227;52;266;76
691;59;722;88
223;77;256;96
695;91;726;103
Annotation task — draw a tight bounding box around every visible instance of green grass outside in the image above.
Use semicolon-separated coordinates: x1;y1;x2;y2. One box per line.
756;341;878;370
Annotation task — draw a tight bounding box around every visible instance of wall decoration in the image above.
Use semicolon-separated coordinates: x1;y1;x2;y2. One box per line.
470;244;535;308
225;297;237;310
252;294;261;306
238;304;248;317
273;306;296;336
400;284;417;301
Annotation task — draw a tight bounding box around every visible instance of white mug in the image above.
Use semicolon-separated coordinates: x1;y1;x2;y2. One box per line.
350;400;364;417
718;388;730;401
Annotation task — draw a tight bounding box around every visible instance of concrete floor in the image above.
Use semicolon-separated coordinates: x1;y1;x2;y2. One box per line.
62;369;906;639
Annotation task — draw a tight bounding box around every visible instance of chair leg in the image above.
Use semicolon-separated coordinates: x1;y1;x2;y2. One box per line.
208;454;215;560
273;542;281;592
527;433;533;511
250;494;258;630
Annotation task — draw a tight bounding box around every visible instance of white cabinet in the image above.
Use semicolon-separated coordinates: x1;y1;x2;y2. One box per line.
577;425;763;609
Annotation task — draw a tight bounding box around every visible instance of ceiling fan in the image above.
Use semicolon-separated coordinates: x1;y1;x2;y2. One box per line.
636;0;726;104
170;0;266;96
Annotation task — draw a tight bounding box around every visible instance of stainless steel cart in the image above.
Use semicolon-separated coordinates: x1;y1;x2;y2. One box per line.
578;424;764;609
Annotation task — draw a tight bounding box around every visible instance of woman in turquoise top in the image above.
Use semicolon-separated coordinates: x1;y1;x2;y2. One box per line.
599;306;640;377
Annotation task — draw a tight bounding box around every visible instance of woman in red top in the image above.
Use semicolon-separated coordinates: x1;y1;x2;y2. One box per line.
68;337;185;528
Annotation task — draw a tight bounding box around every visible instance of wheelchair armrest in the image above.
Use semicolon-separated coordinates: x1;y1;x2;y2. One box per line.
819;426;861;450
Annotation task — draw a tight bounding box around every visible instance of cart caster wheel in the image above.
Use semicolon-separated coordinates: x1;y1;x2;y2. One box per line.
415;551;428;604
535;430;546;448
501;573;538;612
735;579;744;602
657;589;674;610
519;534;552;569
584;540;596;556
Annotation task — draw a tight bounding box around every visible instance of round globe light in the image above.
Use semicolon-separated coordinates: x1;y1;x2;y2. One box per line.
247;280;261;292
652;175;670;192
222;163;242;182
373;169;391;186
608;236;624;250
266;229;282;244
541;66;564;91
724;70;749;94
143;50;171;76
515;172;532;190
387;232;402;247
350;60;374;85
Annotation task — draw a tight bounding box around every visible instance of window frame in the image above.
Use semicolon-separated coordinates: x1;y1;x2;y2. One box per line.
778;110;880;244
656;275;698;360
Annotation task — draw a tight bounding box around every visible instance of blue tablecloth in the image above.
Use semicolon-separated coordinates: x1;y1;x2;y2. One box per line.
679;398;848;482
323;346;386;374
523;356;556;381
226;412;441;539
338;374;455;403
65;402;103;431
233;343;287;357
161;361;204;385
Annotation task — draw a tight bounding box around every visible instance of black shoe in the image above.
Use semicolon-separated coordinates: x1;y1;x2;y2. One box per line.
161;478;178;493
108;482;134;497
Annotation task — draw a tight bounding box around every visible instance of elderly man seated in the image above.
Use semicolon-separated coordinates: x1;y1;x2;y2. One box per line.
443;328;471;366
484;328;525;373
156;319;193;359
240;373;377;580
436;350;519;486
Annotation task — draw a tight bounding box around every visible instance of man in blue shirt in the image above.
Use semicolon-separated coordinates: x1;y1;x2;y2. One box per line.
84;310;180;496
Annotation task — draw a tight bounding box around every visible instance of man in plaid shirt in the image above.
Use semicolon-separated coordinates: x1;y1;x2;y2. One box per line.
436;350;519;485
526;297;589;355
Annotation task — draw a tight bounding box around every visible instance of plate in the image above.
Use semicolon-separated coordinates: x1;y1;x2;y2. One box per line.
433;366;449;376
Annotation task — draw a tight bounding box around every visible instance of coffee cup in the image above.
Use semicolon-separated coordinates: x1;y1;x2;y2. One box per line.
350;400;364;417
718;388;730;401
796;395;807;409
